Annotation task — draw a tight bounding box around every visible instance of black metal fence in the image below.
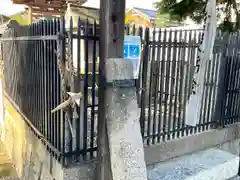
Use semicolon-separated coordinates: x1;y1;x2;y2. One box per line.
2;18;99;166
2;19;240;166
133;27;240;145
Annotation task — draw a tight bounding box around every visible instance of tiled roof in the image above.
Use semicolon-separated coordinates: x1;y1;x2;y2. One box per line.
133;7;157;19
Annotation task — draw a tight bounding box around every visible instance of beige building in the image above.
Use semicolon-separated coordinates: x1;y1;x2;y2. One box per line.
65;4;99;74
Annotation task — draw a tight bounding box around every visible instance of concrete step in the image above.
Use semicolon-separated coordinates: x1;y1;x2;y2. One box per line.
228;176;240;180
147;148;239;180
0;177;19;180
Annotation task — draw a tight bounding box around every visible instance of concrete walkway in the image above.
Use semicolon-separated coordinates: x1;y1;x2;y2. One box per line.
228;176;240;180
148;148;239;180
0;63;17;180
0;142;18;180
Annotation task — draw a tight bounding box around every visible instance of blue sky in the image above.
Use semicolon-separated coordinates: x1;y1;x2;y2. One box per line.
1;0;158;16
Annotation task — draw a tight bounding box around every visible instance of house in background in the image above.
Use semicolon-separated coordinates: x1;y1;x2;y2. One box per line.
65;4;100;74
65;4;100;27
125;7;201;28
126;7;157;27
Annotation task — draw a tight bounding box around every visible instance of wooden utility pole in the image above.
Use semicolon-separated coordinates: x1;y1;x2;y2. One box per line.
96;0;126;179
96;0;147;180
28;6;32;24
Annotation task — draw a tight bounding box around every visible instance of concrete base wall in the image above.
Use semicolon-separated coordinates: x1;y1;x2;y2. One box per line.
1;74;240;179
1;95;95;180
3;94;240;180
218;138;240;156
145;123;240;166
2;96;55;180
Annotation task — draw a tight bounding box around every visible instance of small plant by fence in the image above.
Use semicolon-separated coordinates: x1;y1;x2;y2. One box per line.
1;18;240;166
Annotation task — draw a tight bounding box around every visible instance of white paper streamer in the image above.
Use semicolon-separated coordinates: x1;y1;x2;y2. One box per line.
185;0;217;126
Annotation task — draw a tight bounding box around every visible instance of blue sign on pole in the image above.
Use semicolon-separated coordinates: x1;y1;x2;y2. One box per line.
124;44;129;59
124;35;141;79
129;44;140;58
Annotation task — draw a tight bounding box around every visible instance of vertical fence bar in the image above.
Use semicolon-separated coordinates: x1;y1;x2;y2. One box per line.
90;21;97;158
37;22;41;131
211;46;220;128
43;20;47;138
76;17;82;161
34;23;37;128
46;20;51;142
202;51;212;130
60;17;66;165
185;30;193;135
140;28;149;140
152;28;161;144
136;26;143;106
187;30;194;101
56;19;61;158
228;49;235;125
196;31;203;132
207;47;218;128
226;37;234;125
206;50;217;127
34;23;37;130
181;30;188;136
49;19;54;147
39;21;44;134
223;49;231;126
146;30;155;145
190;31;199;133
177;29;184;137
126;25;130;35
173;30;180;138
53;19;57;148
150;27;158;144
35;22;39;130
31;23;34;127
132;24;136;35
228;35;236;125
168;29;178;139
31;23;35;126
68;16;74;160
233;33;240;122
157;29;167;143
83;20;89;159
31;23;34;126
236;32;240;122
48;20;53;145
214;34;229;127
165;29;172;141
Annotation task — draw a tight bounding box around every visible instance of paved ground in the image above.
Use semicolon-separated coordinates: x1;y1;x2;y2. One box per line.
228;176;240;180
0;142;18;180
0;62;17;180
0;177;18;180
